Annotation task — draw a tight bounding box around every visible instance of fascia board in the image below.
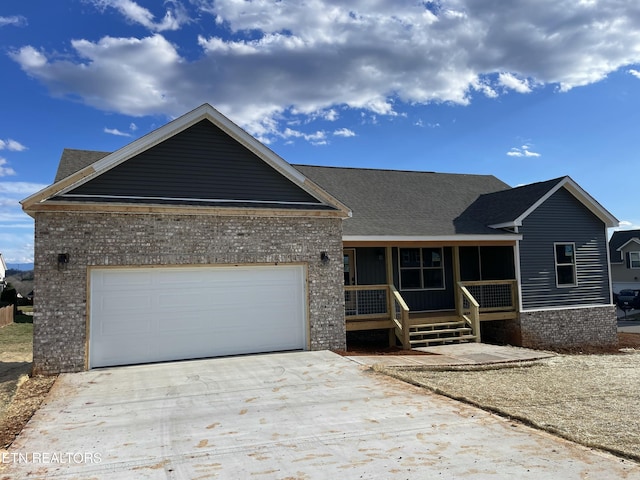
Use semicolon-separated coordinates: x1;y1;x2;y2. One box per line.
342;234;522;242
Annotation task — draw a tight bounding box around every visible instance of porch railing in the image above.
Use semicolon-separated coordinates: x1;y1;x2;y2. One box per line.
456;283;481;343
459;280;518;312
344;284;411;349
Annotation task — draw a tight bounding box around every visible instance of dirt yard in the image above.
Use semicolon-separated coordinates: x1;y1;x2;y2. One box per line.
381;334;640;462
0;323;56;449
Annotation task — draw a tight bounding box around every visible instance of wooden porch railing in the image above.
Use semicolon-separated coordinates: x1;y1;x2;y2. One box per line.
345;279;518;349
344;284;411;348
390;285;410;350
456;283;481;343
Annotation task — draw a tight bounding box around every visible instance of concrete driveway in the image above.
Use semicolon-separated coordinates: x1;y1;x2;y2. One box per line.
4;351;639;479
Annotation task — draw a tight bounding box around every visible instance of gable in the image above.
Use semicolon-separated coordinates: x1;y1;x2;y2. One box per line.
53;120;326;208
22;104;350;217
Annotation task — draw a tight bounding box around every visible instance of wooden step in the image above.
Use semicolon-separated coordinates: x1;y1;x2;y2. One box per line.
410;321;466;330
410;334;477;346
410;327;472;338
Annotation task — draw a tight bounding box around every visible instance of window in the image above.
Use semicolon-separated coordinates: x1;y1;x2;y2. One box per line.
399;247;444;290
630;252;640;269
555;243;576;287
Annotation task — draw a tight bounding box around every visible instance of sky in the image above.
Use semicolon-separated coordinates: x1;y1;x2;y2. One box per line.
1;0;640;266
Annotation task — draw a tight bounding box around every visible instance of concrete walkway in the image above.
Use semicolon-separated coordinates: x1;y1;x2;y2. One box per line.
4;350;638;479
348;342;555;367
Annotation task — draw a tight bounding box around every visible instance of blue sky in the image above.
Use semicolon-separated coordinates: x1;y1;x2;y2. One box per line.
1;0;640;265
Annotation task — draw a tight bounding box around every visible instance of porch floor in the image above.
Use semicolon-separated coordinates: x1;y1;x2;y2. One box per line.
346;343;554;368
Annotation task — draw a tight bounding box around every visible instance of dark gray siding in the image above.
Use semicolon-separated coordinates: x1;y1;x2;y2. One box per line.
354;247;387;285
392;247;456;311
519;188;610;309
59;120;325;208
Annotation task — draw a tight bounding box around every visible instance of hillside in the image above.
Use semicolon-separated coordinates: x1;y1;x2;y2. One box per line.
5;269;34;298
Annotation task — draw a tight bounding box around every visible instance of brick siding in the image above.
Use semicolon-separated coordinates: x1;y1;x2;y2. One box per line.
518;305;617;349
33;212;345;374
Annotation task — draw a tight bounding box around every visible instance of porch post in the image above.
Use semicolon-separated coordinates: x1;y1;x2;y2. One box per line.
386;246;395;347
452;246;462;316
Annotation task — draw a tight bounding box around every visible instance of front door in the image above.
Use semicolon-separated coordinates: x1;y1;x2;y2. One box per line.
343;249;357;313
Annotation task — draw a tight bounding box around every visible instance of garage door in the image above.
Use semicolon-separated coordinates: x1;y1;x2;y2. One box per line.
89;265;307;368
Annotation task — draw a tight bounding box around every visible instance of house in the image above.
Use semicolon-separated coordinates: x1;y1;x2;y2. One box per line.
22;104;619;374
609;229;640;294
0;252;6;293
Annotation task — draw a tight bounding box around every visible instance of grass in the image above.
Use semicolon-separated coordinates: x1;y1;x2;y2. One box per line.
0;323;33;357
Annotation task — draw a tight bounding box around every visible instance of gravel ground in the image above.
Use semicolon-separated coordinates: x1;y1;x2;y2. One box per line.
382;351;640;461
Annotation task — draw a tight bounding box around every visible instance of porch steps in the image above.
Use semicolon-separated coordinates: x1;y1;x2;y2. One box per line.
409;320;476;347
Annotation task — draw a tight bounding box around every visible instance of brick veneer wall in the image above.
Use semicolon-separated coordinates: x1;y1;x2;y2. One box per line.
33;212;345;374
518;305;617;350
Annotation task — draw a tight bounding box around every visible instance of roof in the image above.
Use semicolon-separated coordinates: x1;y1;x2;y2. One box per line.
23;103;618;240
609;229;640;263
54;149;110;183
461;176;618;231
294;165;513;238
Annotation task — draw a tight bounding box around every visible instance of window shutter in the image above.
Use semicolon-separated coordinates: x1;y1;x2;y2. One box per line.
627;252;631;269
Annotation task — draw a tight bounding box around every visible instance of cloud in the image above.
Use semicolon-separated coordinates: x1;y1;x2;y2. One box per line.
333;128;355;138
498;73;532;93
0;158;16;177
630;69;640;79
88;0;189;32
507;144;542;158
282;128;328;146
0;15;27;27
11;1;640;141
0;139;27;151
0;182;49;195
104;128;132;137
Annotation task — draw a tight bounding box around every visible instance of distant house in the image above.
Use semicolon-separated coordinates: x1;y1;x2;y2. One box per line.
21;104;619;374
609;229;640;294
0;253;6;293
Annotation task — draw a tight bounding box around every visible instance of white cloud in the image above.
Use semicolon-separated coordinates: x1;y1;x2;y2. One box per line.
0;139;27;151
0;15;27;27
11;1;640;140
0;182;46;263
498;73;532;93
0;158;16;177
507;144;542;158
104;127;132;137
333;128;355;137
89;0;189;32
282;128;328;145
629;69;640;79
0;182;48;195
129;122;138;131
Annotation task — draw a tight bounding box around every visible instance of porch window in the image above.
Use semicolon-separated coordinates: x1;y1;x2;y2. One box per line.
555;243;576;287
630;252;640;269
399;247;444;290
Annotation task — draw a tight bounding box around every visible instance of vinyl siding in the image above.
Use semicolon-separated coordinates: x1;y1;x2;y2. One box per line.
59;120;324;207
519;188;610;309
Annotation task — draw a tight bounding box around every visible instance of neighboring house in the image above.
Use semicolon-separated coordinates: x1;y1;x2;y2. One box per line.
21;104;619;374
0;253;6;293
609;229;640;294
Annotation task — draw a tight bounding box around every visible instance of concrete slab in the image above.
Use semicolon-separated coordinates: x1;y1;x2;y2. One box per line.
348;342;555;368
3;351;639;479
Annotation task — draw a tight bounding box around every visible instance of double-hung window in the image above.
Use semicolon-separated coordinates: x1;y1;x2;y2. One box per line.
555;243;576;287
399;247;444;290
630;252;640;269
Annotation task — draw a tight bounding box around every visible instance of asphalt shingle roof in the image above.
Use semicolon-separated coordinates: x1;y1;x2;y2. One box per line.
609;229;640;263
54;149;110;182
293;165;511;236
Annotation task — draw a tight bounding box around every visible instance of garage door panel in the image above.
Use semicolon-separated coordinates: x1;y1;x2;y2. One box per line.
89;265;306;368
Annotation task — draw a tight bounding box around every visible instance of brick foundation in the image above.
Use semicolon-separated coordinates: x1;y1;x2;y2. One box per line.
518;305;617;350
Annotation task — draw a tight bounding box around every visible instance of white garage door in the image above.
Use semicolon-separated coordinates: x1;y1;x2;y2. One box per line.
89;265;307;368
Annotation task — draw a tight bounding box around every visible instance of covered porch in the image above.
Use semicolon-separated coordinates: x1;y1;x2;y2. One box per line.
343;242;520;348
